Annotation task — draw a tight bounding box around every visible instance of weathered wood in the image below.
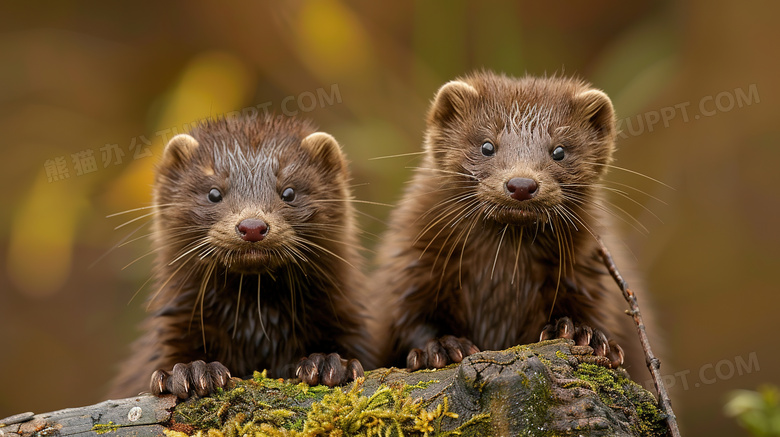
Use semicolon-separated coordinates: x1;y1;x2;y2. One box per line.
0;395;176;437
0;340;667;437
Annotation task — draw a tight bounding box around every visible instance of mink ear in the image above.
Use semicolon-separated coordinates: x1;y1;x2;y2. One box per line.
300;132;346;173
428;80;479;126
161;134;200;169
574;89;616;140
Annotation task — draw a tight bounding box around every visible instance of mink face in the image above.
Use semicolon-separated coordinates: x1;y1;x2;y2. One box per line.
153;117;351;275
423;74;615;229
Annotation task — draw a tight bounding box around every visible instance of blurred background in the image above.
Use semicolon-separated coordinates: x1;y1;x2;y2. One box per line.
1;1;778;435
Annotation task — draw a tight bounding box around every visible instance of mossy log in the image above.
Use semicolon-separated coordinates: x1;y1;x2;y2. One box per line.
0;339;667;437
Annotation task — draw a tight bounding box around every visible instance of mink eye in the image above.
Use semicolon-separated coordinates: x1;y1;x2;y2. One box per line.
481;141;495;157
207;188;223;203
551;145;566;161
281;187;296;202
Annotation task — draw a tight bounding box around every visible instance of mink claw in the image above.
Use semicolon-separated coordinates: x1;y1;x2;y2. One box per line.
406;336;479;371
608;340;624;368
540;317;575;341
407;348;425;371
296;353;363;387
149;360;231;399
150;370;168;396
542;318;625;370
574;325;593;346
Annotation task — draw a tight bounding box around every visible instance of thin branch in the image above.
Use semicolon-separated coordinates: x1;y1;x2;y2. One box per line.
596;235;681;437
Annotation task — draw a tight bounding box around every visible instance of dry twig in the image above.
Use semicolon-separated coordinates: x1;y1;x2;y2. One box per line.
596;236;681;437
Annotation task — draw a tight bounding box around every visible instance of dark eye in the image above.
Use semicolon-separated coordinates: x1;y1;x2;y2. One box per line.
481;141;495;157
207;188;222;203
281;187;296;202
552;145;566;161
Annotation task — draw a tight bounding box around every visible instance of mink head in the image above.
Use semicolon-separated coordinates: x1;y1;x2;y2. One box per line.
152;115;351;274
424;72;617;226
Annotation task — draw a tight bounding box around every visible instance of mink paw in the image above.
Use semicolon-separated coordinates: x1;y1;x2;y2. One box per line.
540;317;624;369
407;335;480;371
150;360;232;399
295;353;363;387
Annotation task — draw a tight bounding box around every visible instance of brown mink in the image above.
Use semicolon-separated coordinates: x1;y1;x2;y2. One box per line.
371;71;655;384
110;114;374;399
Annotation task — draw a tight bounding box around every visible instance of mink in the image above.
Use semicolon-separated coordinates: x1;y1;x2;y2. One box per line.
110;114;374;399
371;72;655;384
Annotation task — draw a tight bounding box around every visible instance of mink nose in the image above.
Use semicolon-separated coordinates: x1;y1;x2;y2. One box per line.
237;219;269;242
506;178;538;201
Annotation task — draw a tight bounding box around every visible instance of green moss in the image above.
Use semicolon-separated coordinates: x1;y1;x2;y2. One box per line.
174;371;328;433
573;363;624;401
252;370;332;403
573;363;666;436
400;379;437;396
92;421;120;434
304;381;456;435
172;375;484;436
625;384;668;437
451;413;491;437
517;372;555;437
